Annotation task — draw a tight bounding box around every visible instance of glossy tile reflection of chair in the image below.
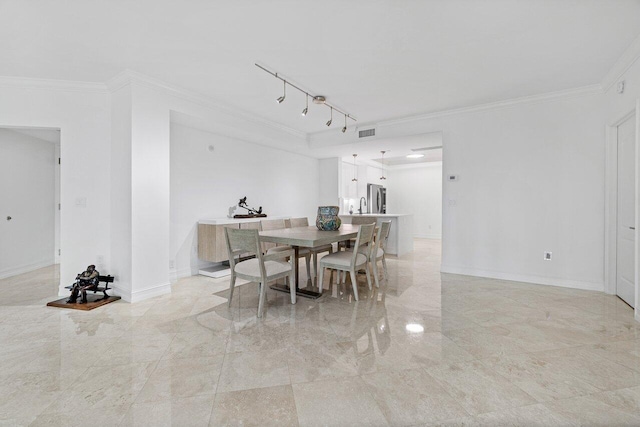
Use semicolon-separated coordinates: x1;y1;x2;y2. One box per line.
224;227;295;317
318;223;375;301
371;221;392;288
288;217;333;286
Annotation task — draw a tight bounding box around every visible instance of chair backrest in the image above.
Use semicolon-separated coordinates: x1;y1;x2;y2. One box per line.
259;219;287;252
224;227;263;270
375;221;392;255
350;223;376;266
289;217;309;228
260;219;287;231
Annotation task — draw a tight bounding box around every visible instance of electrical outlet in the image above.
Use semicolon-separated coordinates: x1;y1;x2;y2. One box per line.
544;251;552;261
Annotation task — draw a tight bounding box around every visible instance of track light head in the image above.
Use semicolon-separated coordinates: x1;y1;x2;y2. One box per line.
326;119;332;127
301;107;308;116
326;107;333;126
342;126;347;133
276;80;286;104
342;115;347;133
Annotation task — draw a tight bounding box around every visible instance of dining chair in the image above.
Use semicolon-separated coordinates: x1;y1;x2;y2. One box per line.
338;216;376;251
260;219;312;282
224;227;295;317
287;217;333;286
317;223;376;301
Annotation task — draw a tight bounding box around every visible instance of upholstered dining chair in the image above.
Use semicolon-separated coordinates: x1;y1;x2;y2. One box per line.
260;219;312;281
287;217;333;286
224;227;295;317
317;223;376;301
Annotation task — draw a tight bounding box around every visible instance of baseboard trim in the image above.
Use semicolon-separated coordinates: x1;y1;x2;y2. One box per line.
169;267;194;283
116;282;171;303
0;260;54;279
439;264;604;292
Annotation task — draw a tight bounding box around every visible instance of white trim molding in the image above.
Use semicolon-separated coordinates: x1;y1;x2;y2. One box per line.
127;282;172;303
602;33;640;92
106;69;307;141
0;76;107;93
440;264;604;292
309;84;602;144
0;259;55;280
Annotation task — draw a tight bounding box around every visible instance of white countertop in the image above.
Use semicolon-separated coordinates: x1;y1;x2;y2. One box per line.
199;216;289;225
340;213;412;217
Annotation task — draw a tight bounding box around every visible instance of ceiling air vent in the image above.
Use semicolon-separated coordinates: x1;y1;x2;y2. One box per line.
358;128;376;138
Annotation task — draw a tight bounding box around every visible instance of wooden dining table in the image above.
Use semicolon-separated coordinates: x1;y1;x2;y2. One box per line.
259;224;359;299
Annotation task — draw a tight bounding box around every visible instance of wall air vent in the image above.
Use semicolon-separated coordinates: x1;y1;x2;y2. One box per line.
358;128;376;138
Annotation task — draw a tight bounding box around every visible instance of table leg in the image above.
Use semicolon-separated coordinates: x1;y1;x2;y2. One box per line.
270;245;322;299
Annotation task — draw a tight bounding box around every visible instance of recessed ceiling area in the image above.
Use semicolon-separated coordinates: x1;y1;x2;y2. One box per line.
1;1;639;136
372;147;442;167
337;133;443;166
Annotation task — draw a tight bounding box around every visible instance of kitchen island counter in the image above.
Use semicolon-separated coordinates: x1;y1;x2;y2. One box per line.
340;214;413;256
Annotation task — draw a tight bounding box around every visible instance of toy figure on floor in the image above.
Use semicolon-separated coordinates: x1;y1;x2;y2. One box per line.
67;264;99;304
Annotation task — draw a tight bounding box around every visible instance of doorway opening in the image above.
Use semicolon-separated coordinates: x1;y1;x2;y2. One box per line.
606;108;638;310
0;127;61;304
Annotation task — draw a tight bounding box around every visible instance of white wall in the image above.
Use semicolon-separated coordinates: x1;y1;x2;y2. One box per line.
170;123;321;278
387;163;442;239
314;89;607;291
0;129;56;278
439;94;606;290
0;81;111;293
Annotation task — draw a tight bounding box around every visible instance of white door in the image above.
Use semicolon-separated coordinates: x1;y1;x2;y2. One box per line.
616;115;636;307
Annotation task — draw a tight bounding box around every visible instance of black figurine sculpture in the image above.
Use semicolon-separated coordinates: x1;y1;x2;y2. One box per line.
234;197;267;218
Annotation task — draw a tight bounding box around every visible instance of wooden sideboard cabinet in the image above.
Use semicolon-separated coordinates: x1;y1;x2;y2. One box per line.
197;218;282;263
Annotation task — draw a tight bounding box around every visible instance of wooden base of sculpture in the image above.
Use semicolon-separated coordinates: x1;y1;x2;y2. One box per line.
233;214;267;218
47;295;121;311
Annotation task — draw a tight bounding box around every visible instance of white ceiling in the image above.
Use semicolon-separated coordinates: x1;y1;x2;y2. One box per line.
1;0;639;136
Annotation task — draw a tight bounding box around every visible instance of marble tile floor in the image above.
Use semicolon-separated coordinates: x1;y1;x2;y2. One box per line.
1;240;639;426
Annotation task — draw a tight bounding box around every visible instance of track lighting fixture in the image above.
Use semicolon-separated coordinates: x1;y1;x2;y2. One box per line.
352;154;358;182
276;80;286;104
255;63;356;131
380;151;387;180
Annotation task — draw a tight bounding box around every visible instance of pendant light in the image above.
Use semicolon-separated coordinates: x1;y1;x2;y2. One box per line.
352;154;358;182
342;114;347;133
301;94;308;116
326;107;333;127
380;150;387;180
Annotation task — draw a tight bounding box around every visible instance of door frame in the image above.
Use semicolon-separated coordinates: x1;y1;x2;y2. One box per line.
605;100;640;320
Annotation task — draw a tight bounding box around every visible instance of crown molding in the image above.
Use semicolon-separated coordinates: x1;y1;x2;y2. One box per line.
0;76;107;93
106;69;307;141
601;33;640;92
377;84;603;128
309;83;603;142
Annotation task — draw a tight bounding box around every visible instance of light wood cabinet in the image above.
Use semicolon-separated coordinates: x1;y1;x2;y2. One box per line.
197;217;287;263
197;224;238;262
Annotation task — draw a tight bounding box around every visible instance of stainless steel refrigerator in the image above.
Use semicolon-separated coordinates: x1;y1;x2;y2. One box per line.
367;183;387;214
